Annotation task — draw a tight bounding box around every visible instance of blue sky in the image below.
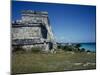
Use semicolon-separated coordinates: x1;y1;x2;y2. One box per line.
12;1;96;43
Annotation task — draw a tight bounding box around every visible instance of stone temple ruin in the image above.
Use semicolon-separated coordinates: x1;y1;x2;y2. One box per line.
12;10;56;52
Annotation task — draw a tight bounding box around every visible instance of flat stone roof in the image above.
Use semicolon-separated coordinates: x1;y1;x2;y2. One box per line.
21;10;48;15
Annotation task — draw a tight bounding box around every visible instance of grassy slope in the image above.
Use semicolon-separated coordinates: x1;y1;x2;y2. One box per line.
12;51;96;74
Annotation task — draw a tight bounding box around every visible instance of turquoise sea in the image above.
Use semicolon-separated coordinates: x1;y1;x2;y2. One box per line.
80;43;96;52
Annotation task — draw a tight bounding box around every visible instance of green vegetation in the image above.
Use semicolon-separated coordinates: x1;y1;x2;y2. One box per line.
31;47;41;53
57;45;73;51
12;44;96;74
12;46;25;53
12;50;96;74
87;50;91;52
80;48;85;52
57;43;92;53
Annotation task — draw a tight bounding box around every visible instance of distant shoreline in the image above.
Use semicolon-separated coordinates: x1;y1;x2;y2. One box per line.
57;42;96;44
57;42;96;52
80;43;96;52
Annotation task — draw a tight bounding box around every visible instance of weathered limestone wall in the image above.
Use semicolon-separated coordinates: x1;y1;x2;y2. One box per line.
12;10;56;52
12;27;41;39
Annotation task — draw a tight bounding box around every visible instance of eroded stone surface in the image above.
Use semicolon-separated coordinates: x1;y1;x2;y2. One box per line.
12;10;56;51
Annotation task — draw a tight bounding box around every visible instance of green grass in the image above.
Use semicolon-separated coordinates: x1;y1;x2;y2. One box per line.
12;50;96;74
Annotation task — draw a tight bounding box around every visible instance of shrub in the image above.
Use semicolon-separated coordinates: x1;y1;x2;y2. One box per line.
57;45;73;51
75;44;81;48
63;45;73;51
80;48;85;52
74;44;81;52
31;47;41;53
87;50;91;52
57;45;64;49
12;46;25;53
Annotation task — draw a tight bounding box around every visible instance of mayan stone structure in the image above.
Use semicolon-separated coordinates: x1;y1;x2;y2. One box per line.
12;10;56;52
